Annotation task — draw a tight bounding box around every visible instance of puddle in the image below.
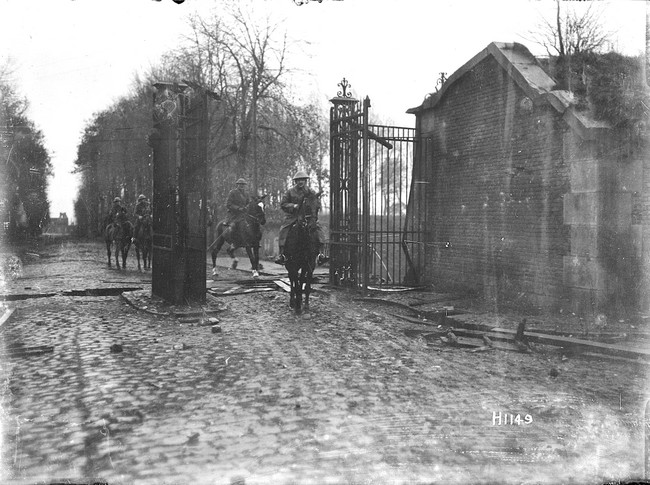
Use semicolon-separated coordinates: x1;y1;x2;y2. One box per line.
62;287;143;296
1;287;143;300
1;293;57;301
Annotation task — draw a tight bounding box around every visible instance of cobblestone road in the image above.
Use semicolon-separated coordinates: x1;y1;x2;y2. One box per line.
0;239;648;484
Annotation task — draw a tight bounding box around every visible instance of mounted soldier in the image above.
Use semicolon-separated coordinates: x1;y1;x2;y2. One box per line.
275;170;329;266
106;196;126;225
133;194;151;232
225;178;251;237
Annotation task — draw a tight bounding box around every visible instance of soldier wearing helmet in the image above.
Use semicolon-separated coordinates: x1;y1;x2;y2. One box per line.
225;178;251;232
133;194;151;231
106;196;126;225
274;171;329;266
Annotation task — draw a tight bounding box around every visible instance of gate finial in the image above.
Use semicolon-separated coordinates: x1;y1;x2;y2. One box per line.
435;72;447;92
337;78;352;98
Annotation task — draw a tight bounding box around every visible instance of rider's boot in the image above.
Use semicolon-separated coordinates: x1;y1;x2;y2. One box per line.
274;246;287;265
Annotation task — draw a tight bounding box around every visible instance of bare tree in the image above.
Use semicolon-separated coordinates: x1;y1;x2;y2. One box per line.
184;3;291;188
529;0;610;57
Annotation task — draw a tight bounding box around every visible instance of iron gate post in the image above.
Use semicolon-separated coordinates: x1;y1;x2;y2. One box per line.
361;96;371;292
329;88;359;287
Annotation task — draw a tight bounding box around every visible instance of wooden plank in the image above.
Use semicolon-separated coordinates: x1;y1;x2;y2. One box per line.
449;327;518;344
579;352;650;367
489;327;650;360
1;345;54;357
440;335;525;353
388;312;440;327
0;308;15;328
274;280;291;293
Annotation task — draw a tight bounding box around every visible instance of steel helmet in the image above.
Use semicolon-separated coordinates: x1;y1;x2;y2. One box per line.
138;194;147;201
292;170;309;180
113;197;121;203
235;178;248;185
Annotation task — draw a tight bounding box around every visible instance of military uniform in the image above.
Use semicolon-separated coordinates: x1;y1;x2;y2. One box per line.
275;171;328;266
278;185;325;247
107;200;125;224
223;178;251;239
134;196;150;231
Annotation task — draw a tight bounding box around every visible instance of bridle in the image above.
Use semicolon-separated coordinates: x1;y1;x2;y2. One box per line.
242;200;265;225
295;195;318;229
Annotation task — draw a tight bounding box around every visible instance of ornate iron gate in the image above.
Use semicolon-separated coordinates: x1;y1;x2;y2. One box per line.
329;80;427;290
151;82;212;304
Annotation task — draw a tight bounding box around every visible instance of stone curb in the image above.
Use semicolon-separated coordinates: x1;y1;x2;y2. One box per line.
120;291;225;319
120;292;171;317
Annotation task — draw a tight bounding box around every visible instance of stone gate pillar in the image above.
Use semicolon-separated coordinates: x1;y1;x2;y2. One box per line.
150;82;210;304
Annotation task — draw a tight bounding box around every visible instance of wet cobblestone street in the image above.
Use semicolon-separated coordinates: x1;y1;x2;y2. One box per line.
0;239;648;484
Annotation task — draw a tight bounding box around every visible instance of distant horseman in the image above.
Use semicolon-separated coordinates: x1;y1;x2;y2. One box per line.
133;194;151;232
225;178;251;238
107;197;126;225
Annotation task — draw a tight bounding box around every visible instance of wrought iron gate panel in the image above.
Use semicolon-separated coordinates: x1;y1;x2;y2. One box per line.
329;87;425;290
329;98;363;288
151;83;209;304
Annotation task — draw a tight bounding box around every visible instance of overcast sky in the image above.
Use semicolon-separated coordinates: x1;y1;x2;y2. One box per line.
0;0;645;222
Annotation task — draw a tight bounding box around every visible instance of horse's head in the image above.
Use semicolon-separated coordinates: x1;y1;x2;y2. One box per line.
115;210;128;225
247;194;268;226
298;191;321;227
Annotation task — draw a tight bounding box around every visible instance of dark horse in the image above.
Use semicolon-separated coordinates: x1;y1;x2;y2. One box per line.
104;211;134;269
211;195;267;279
134;213;153;271
285;191;321;313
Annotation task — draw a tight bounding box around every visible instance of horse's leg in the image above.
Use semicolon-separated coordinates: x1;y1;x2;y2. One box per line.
122;240;129;269
288;265;297;309
226;245;239;270
292;266;303;314
106;241;111;267
114;242;121;269
245;247;259;279
303;267;313;310
135;242;141;271
211;233;226;279
253;246;260;277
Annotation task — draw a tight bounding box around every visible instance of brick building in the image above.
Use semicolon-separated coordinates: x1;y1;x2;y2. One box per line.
406;42;648;316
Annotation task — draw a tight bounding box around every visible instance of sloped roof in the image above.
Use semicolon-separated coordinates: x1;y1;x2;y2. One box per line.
407;42;610;140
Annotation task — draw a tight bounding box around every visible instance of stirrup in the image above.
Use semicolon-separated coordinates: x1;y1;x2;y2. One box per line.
317;254;329;265
274;254;287;265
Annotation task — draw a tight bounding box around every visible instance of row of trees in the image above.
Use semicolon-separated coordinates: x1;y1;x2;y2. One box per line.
74;3;329;235
0;62;52;239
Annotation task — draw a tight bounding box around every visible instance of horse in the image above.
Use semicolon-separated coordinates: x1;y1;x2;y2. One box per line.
104;211;134;269
284;191;321;313
210;195;267;279
133;213;153;271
